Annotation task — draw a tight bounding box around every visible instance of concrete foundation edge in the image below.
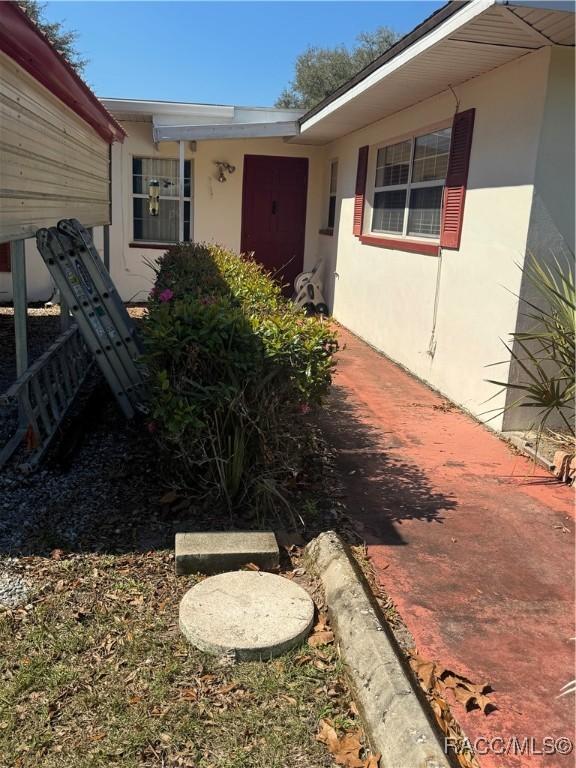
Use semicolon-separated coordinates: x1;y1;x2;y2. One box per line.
305;531;453;768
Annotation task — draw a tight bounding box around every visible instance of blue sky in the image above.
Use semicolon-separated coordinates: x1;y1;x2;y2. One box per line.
44;1;444;105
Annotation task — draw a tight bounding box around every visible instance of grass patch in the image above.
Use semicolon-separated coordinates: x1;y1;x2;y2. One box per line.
0;551;353;768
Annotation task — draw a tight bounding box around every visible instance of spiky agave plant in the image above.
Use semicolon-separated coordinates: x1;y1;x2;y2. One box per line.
486;251;575;434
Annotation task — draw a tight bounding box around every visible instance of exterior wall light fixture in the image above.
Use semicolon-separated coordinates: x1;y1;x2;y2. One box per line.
214;161;236;183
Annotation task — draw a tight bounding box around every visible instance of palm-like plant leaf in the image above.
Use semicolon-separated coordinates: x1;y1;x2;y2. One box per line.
486;251;575;435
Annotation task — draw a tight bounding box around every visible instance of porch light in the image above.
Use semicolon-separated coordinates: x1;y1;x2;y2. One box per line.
148;179;160;216
214;161;235;183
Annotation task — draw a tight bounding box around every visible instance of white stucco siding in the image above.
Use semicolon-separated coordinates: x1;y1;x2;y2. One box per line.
529;45;575;256
322;48;551;428
502;46;575;431
108;123;323;301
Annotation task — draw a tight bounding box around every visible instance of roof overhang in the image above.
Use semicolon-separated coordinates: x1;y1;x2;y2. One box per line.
294;0;575;145
152;120;300;142
0;3;125;143
101;98;304;142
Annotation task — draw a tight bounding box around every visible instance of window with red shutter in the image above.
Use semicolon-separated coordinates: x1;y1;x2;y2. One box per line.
440;108;475;249
353;145;369;236
0;243;11;273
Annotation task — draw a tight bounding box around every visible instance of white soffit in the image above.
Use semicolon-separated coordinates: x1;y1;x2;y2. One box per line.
295;0;575;144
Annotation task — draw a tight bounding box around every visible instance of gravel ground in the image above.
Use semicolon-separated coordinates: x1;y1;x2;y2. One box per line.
0;305;160;608
0;389;171;606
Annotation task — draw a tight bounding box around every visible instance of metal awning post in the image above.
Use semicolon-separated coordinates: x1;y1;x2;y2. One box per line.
103;224;110;271
11;239;28;429
178;140;185;242
11;239;28;377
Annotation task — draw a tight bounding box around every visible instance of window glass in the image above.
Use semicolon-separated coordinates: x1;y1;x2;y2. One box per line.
370;127;451;240
407;186;443;237
372;189;407;233
327;160;338;229
132;158;191;196
134;198;178;242
375;140;411;187
411;129;451;183
330;161;338;194
132;157;192;242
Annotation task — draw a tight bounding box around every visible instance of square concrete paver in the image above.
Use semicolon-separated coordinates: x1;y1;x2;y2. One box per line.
175;531;279;575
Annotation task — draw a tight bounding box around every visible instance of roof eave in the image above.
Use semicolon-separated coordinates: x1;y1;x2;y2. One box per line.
0;3;126;143
299;0;471;127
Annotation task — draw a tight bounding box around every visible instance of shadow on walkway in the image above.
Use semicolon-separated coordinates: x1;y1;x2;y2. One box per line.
318;384;457;546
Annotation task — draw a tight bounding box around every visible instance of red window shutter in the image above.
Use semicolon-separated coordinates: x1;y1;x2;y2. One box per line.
0;243;11;273
353;145;369;236
440;108;475;249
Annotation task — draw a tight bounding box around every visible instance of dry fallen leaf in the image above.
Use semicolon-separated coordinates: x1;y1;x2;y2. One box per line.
410;656;436;690
308;630;334;648
316;719;377;768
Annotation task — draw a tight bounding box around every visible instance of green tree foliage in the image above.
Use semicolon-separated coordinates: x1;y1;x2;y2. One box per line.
18;0;87;73
276;27;399;109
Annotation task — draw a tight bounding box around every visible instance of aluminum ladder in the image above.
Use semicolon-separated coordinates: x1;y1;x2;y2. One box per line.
36;220;147;418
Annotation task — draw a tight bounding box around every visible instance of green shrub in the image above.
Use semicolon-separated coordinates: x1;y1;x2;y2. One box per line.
143;243;337;523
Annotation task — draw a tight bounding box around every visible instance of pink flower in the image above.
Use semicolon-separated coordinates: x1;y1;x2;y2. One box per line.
299;403;311;415
159;288;174;303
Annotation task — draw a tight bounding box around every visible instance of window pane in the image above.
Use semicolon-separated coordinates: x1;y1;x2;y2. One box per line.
328;195;336;229
184;160;192;198
329;161;338;195
132;157;191;198
375;140;411;187
133;197;179;242
184;200;191;242
407;186;443;237
372;189;406;233
411;128;451;183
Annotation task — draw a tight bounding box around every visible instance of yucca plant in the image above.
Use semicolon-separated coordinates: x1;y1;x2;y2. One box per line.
486;251;575;434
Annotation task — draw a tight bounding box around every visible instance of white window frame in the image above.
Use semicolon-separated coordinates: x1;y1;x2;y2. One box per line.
364;121;451;243
131;156;194;244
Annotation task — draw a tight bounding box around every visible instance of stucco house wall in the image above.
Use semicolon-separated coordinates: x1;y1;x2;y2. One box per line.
108;123;323;301
503;45;575;430
317;48;559;430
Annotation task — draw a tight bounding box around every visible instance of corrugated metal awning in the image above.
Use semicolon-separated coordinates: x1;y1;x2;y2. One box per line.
152;120;300;142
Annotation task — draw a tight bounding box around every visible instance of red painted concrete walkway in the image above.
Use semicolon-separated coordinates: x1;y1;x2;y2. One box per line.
321;327;575;768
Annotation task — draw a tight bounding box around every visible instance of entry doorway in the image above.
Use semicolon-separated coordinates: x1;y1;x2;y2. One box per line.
241;155;308;293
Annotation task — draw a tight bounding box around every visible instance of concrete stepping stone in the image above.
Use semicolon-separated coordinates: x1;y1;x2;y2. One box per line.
179;571;314;660
175;531;279;575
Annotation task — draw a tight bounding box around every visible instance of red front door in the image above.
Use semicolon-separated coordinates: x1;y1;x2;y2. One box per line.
241;155;308;293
